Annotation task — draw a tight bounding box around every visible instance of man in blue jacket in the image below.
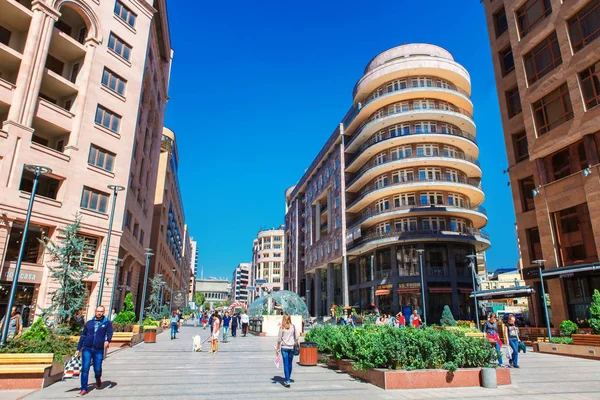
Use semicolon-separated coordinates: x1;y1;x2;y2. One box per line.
75;306;113;397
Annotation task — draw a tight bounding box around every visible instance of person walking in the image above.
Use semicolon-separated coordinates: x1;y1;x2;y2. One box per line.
170;311;178;340
504;314;521;368
210;311;220;353
484;313;507;367
222;311;231;342
110;309;117;322
202;312;208;330
410;309;422;328
75;306;113;397
276;314;299;388
231;312;239;337
0;306;23;341
241;311;249;336
396;312;406;328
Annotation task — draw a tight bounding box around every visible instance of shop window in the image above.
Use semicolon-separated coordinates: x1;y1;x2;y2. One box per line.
19;168;61;200
533;83;574;135
397;245;419;276
499;46;514;77
579;61;600;110
513;131;529;162
5;223;46;264
553;203;598;266
543;140;588;182
506;86;522;118
568;0;600;53
516;0;552;38
78;235;99;269
494;7;508;37
426;245;448;276
524;32;562;85
519;176;536;212
526;227;543;262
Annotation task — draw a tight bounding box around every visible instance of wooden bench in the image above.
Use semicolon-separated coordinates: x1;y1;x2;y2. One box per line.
0;353;63;390
572;334;600;347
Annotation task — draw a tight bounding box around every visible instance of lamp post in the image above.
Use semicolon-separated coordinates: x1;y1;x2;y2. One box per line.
533;259;552;341
531;187;560;267
467;254;480;331
169;268;177;314
139;249;153;324
416;249;427;326
1;165;51;346
108;258;123;316
159;280;166;306
97;185;125;307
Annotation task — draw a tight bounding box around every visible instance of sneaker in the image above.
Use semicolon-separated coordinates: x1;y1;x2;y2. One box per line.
284;382;291;388
77;390;88;397
513;365;520;368
499;364;509;368
96;378;102;388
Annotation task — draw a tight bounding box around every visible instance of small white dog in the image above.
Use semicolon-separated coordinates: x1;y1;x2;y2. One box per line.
192;335;202;352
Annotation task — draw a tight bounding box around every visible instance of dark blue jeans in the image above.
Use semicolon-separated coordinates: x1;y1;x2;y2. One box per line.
171;322;177;338
509;338;519;366
80;348;103;391
494;341;503;364
281;348;294;383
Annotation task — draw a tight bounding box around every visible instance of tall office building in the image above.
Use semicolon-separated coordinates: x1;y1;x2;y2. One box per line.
231;262;250;302
285;44;490;321
482;0;600;326
251;228;285;296
190;238;199;277
0;0;172;322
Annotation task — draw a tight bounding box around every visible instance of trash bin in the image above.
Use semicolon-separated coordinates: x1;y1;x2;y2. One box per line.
299;341;318;366
144;328;157;343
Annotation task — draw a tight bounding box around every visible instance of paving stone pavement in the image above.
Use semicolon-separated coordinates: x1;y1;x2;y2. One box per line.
16;323;600;399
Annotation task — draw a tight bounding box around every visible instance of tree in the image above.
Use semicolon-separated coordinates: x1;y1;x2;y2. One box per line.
146;274;163;320
114;293;136;324
440;305;457;327
41;216;93;325
589;289;600;335
195;292;205;309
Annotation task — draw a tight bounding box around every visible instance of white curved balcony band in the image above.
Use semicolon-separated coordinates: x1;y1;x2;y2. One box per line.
347;153;482;191
347;176;484;213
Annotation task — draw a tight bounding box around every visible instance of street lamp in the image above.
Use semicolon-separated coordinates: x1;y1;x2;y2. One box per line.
531;186;559;266
466;254;480;331
159;280;166;306
1;164;51;346
416;249;427;326
97;184;125;307
139;249;153;324
169;268;177;314
533;259;552;341
108;258;123;316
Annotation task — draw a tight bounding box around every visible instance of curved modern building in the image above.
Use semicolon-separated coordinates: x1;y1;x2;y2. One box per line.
284;44;491;321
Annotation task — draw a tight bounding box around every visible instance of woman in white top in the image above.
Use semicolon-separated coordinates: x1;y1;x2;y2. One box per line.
276;314;299;387
210;311;220;353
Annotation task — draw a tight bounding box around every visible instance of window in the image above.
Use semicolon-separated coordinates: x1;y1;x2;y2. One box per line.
101;68;127;96
335;197;340;208
446;169;460;182
80;186;109;213
0;25;10;46
526;227;543;262
494;7;508;37
418;167;441;181
416;144;439;157
506;86;522;118
553;203;598;266
124;210;132;230
519;176;536;212
392;169;414;183
5;223;45;263
499;46;515;77
516;0;552;38
19;168;60;199
88;144;116;172
420;191;444;206
394;193;415;207
513;131;529;162
95;105;121;132
45;54;64;75
579;61;600;110
335;217;341;228
568;0;600;52
395;218;417;232
107;33;131;61
375;152;387;165
139;230;144;245
544;140;588;182
390;145;412;160
448;193;467;208
114;1;137;27
414;121;437;133
442;145;460;158
374;175;388;189
421;217;447;232
389;123;410;137
533;83;574;135
450;218;469;233
524;32;562;85
79;235;99;269
376;198;390;212
375;222;391;234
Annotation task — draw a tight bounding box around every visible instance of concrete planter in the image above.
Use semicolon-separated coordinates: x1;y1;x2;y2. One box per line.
109;332;144;348
538;342;600;360
325;358;511;390
0;353;65;390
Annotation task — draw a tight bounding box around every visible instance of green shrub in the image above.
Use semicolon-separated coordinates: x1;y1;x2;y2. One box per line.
589;289;600;335
113;293;136;324
551;337;573;345
112;323;134;332
560;320;578;337
142;317;159;326
440;305;457;327
0;318;76;361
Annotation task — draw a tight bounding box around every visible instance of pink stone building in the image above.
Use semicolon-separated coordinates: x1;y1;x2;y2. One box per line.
0;0;172;324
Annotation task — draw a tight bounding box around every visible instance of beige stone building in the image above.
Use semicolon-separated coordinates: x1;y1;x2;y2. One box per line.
483;0;600;326
252;228;285;296
0;0;172;323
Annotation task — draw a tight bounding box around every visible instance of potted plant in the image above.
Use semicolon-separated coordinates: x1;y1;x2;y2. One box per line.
142;318;158;343
572;289;600;346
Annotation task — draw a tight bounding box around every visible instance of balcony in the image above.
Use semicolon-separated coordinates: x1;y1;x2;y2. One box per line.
346;152;481;191
346;126;478;171
346;101;476;152
0;1;32;34
35;97;73;132
347;175;483;213
352;201;487;230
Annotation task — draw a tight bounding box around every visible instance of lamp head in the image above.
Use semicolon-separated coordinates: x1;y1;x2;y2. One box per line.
108;184;126;192
24;164;52;175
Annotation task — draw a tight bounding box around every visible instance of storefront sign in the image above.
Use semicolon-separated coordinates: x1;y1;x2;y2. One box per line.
398;282;421;288
172;290;187;308
1;264;43;284
377;283;392;290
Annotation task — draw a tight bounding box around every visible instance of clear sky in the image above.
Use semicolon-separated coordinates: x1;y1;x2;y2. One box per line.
164;0;519;279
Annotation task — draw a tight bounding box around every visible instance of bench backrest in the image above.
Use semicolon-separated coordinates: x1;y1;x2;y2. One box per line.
0;353;54;364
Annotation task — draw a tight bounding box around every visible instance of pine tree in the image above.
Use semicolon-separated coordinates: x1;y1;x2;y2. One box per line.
589;289;600;335
41;216;93;325
440;305;458;327
146;274;163;320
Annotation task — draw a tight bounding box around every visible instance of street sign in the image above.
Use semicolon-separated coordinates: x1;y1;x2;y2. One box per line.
255;279;267;285
246;286;256;291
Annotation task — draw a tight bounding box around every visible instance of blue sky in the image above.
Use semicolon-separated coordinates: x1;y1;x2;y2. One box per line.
164;0;519;278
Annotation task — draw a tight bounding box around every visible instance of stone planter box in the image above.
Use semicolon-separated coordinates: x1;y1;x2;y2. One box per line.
0;353;66;390
538;342;600;360
109;332;144;348
572;334;600;347
325;358;511;390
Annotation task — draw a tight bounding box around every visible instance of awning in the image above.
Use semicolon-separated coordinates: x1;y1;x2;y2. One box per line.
397;288;420;294
458;288;473;294
429;287;452;293
470;286;535;300
375;289;391;296
542;264;600;280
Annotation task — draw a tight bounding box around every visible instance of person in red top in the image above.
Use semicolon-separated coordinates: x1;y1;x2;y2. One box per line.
396;312;406;327
410;309;422;328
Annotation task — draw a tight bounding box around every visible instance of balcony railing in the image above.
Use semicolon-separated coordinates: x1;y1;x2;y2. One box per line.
348;152;480;188
348;227;490;249
351;201;487;228
349;175;483;209
347;101;475;148
363;79;471;109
